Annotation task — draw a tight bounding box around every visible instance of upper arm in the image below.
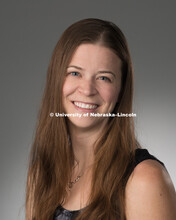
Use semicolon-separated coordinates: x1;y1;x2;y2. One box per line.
125;159;176;220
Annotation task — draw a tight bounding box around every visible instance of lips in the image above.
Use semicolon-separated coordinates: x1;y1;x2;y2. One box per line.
73;101;98;110
73;102;98;109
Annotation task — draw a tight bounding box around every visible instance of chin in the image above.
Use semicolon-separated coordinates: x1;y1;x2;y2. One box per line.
67;117;108;131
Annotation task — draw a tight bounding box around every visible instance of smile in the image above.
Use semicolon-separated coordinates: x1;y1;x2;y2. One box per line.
73;101;98;109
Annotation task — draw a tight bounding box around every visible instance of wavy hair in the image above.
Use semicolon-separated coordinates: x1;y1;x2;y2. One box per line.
26;18;139;220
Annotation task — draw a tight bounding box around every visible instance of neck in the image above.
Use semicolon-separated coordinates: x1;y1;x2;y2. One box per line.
68;124;104;174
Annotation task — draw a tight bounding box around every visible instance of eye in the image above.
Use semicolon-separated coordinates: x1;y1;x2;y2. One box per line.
70;72;80;76
98;76;111;82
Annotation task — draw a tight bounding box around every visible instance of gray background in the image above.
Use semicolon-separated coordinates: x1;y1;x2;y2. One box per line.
1;0;175;219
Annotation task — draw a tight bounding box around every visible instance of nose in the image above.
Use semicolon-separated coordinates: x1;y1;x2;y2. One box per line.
78;79;97;96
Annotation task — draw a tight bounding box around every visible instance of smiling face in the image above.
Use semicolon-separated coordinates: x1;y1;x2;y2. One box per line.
62;43;122;131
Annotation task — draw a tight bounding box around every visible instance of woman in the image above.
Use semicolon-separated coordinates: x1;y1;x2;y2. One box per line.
26;18;176;220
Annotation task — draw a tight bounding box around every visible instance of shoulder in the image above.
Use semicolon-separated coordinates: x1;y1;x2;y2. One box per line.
125;159;176;220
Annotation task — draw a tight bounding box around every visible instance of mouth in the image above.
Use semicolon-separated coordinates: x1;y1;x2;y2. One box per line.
72;101;99;110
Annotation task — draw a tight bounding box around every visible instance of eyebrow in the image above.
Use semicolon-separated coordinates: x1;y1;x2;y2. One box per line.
67;65;116;77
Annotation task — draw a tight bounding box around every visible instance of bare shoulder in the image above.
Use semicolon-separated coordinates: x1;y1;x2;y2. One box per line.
125;159;176;220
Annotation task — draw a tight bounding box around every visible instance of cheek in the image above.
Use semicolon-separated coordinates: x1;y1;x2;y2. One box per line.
100;85;121;103
62;78;76;97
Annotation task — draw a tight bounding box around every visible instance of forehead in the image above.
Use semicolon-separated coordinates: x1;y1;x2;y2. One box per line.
68;43;122;70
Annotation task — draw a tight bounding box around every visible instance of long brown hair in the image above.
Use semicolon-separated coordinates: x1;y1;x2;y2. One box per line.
26;18;139;220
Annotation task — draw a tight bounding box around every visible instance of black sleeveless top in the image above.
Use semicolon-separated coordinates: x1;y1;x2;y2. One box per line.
53;148;165;220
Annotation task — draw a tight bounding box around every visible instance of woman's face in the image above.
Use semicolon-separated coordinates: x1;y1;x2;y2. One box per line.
62;43;122;131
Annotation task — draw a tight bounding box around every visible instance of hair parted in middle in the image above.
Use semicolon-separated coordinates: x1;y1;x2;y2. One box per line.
26;18;139;220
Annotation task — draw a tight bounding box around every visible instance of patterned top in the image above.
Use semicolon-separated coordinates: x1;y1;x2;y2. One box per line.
53;148;165;220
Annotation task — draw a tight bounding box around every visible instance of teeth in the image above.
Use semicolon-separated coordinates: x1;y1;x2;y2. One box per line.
74;102;97;109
